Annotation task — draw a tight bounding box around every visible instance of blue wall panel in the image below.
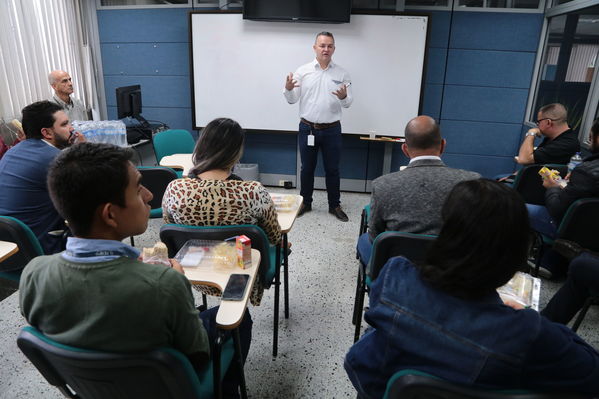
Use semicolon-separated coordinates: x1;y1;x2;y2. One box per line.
98;9;190;42
242;133;296;175
101;43;190;76
443;153;514;177
441;85;529;123
450;12;543;51
426;11;452;48
445;49;535;88
425;47;448;85
104;76;191;108
441;120;522;156
422;83;443;120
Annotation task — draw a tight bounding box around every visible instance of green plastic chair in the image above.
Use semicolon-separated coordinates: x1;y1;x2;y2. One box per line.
152;129;196;164
353;231;436;343
160;223;287;357
383;369;589;399
0;216;45;282
17;326;237;399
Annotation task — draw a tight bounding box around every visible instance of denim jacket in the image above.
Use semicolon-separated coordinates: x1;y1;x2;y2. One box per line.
344;257;599;399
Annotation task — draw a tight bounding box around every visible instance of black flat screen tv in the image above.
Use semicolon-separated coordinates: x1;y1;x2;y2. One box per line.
243;0;351;23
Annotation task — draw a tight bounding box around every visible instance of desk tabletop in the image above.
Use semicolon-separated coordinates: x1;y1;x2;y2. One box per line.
159;153;194;176
184;248;260;329
0;241;18;263
269;193;303;233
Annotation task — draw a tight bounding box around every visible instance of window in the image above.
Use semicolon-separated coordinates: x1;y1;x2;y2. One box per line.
531;4;599;138
457;0;541;8
99;0;189;6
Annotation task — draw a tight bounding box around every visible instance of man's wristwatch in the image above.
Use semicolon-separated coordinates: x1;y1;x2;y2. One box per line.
526;131;537;137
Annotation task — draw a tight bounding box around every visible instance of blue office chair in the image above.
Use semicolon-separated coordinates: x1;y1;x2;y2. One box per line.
383;369;590;399
160;224;287;357
0;216;45;282
353;231;436;342
17;326;237;399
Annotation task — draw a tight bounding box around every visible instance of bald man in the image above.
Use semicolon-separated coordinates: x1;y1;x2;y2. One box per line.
357;116;480;264
515;103;579;165
49;70;89;121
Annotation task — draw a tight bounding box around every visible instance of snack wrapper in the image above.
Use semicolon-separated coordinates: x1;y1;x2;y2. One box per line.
538;166;567;188
142;242;170;266
497;272;541;310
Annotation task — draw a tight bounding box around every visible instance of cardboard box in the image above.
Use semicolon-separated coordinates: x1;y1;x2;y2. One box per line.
236;235;251;269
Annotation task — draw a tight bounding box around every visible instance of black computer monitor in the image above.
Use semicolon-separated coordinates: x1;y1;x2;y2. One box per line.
116;85;142;120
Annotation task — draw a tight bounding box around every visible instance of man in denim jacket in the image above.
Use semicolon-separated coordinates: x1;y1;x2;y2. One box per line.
345;179;599;399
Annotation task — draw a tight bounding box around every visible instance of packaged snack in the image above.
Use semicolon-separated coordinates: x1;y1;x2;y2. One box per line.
174;240;237;269
236;235;252;269
270;193;301;212
497;272;541;310
142;241;170;266
538;167;567;188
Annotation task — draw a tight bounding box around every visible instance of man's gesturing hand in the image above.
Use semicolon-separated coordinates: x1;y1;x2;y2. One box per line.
332;84;348;100
285;73;299;91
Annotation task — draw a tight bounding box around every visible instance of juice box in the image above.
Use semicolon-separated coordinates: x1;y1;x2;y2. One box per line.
236;235;251;269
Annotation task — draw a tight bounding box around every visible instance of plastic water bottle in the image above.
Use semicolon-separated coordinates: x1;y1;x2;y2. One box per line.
567;152;583;174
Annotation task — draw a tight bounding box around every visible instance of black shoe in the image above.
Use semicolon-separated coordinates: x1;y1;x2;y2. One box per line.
298;203;312;217
329;206;349;222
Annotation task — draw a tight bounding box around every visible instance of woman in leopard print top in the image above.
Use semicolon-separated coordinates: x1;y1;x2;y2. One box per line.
162;118;281;306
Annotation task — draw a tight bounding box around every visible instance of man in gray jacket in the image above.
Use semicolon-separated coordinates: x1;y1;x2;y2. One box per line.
357;115;480;264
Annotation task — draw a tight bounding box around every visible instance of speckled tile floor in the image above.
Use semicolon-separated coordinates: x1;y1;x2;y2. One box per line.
1;188;598;398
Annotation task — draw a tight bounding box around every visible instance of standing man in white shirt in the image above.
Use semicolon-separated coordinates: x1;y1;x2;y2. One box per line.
49;70;89;121
284;31;353;222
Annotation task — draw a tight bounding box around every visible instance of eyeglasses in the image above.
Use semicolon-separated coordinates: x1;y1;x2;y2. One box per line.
536;118;561;125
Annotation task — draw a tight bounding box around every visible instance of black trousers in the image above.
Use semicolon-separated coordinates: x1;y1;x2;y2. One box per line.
541;253;599;324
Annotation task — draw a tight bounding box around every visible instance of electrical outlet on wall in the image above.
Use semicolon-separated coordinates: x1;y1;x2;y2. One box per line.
278;180;286;187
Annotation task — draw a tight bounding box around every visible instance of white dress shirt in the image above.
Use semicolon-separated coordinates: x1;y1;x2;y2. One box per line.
284;59;353;124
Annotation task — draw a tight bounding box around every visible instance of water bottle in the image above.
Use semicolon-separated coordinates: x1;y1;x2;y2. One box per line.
567;152;583;174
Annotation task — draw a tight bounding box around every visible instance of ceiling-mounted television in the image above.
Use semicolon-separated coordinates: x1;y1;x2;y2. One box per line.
243;0;352;23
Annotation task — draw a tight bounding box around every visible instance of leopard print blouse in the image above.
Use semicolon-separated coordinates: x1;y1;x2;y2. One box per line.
162;178;282;306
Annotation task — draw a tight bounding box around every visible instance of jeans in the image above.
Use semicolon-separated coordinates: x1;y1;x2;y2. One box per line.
200;307;252;398
541;253;599;324
298;121;341;209
357;232;373;267
526;204;558;239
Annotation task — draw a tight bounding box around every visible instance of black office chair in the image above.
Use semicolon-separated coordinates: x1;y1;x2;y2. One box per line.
353;231;436;342
17;326;237;399
532;198;599;277
384;370;591;399
160;223;287;357
512;164;568;205
130;166;178;246
0;216;45;281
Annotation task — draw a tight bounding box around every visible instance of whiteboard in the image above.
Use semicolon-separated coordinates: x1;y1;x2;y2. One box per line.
190;13;428;137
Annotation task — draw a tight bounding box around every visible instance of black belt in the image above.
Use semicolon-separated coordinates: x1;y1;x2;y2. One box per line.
301;118;340;130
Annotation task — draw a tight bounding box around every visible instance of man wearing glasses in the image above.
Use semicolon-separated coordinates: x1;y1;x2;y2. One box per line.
515;103;579;166
0;101;84;254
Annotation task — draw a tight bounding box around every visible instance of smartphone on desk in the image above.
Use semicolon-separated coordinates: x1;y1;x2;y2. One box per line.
222;274;250;301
